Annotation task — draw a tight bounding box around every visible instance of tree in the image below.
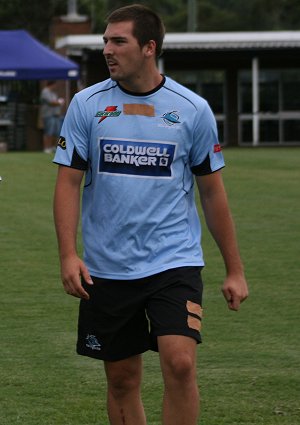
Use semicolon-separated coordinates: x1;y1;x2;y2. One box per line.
0;0;300;45
0;0;67;42
79;0;187;33
196;0;300;31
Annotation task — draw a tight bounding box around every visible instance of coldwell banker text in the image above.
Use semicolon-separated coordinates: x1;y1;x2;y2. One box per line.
99;139;176;177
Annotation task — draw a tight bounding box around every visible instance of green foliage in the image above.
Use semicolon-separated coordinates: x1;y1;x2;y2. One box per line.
79;0;187;33
0;148;299;424
0;0;66;42
196;0;295;31
1;0;300;44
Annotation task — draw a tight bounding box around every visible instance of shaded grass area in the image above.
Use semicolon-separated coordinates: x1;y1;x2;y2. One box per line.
0;149;299;424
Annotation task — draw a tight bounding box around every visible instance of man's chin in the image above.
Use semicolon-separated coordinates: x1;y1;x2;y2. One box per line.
108;71;119;81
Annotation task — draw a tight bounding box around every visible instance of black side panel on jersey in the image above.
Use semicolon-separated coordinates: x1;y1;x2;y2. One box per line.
190;154;212;176
70;147;88;170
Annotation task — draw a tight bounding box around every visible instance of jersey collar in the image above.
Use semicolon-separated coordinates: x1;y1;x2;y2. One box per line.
117;75;165;96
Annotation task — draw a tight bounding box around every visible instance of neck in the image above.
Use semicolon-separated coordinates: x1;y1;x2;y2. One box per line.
118;70;163;94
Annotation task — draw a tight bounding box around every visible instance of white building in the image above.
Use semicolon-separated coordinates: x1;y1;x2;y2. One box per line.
57;31;300;146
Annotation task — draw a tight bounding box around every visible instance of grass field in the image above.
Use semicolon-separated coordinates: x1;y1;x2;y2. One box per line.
0;148;299;425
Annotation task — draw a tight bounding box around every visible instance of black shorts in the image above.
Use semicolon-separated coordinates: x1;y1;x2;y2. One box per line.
77;266;203;361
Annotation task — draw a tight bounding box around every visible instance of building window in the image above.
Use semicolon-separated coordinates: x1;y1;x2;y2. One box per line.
260;71;279;113
284;120;300;142
167;70;225;143
241;120;253;144
260;120;279;143
239;69;300;144
282;70;300;111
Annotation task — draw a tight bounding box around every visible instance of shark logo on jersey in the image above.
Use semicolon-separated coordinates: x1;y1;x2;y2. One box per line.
162;111;180;126
95;106;122;123
99;138;176;178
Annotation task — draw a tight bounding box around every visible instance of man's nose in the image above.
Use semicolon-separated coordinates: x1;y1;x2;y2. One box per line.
103;42;113;56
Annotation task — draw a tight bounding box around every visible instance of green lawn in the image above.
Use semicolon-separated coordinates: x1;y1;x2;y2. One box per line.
0;148;299;425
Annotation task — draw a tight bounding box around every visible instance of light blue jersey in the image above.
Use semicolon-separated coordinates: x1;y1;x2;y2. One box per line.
53;76;225;279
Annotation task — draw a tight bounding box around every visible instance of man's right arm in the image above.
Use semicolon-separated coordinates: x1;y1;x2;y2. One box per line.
53;165;93;299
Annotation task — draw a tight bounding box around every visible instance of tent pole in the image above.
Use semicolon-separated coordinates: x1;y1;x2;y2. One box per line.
65;80;70;108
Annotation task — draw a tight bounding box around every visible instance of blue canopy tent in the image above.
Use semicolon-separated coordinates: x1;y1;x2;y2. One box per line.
0;30;79;150
0;30;79;80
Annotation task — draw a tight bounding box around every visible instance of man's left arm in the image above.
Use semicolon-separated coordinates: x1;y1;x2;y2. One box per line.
196;171;249;311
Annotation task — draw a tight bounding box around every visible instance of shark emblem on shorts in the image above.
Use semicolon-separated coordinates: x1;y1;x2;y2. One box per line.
85;334;102;351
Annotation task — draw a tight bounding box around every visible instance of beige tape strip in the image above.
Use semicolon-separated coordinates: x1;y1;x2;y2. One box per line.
123;103;155;116
186;300;203;318
188;315;202;331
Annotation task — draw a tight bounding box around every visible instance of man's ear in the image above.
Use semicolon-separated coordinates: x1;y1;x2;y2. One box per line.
144;40;157;57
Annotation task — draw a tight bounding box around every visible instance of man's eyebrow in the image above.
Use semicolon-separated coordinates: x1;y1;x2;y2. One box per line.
103;36;128;42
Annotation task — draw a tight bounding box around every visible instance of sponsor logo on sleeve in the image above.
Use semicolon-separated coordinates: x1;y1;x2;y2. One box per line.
57;136;66;150
213;144;222;153
99;138;176;178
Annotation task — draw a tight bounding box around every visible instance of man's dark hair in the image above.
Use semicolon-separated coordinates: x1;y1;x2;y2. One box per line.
106;4;165;57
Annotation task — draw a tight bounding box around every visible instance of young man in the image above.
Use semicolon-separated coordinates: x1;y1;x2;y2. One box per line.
53;4;248;425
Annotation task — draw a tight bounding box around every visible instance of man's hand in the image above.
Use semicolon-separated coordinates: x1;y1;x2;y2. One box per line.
221;274;249;311
60;254;93;300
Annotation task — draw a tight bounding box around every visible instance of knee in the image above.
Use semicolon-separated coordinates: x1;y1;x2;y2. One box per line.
164;352;196;383
107;365;141;400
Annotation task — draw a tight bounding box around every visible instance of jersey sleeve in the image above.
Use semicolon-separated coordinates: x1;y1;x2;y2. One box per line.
189;101;225;176
53;94;89;170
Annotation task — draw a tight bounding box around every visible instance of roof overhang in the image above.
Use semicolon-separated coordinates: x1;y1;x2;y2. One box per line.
56;31;300;56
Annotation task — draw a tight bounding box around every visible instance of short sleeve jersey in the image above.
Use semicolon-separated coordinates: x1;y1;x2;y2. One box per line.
53;76;225;279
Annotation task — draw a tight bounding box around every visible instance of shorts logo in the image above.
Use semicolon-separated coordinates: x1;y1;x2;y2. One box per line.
85;334;101;351
95;106;122;123
162;111;180;126
57;136;66;150
99;138;176;178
